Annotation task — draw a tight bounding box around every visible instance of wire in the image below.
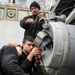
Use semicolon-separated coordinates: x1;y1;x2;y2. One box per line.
58;6;74;15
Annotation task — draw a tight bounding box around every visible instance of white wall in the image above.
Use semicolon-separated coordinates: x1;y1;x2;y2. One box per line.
0;0;51;9
0;0;9;4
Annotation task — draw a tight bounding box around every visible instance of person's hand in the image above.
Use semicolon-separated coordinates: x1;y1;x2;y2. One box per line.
25;18;34;24
38;13;45;19
30;47;42;57
27;47;42;61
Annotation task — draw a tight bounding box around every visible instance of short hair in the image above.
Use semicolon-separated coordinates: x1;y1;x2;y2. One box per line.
22;36;34;44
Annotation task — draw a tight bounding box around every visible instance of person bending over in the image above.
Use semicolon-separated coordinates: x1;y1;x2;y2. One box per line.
0;43;29;75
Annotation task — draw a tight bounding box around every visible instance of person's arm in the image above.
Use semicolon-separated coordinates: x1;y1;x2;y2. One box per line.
20;54;32;73
20;47;42;72
20;16;32;29
1;45;29;75
38;13;45;25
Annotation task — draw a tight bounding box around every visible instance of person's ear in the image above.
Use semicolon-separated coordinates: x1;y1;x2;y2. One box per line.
22;43;24;47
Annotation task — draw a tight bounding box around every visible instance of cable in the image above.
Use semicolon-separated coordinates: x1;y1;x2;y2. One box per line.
36;58;48;75
58;6;74;15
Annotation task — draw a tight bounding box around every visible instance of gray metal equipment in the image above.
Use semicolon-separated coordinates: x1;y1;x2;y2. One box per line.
34;20;75;75
34;0;75;74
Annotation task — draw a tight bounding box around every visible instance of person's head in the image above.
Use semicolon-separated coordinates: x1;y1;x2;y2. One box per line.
8;43;20;47
30;1;40;15
22;36;35;55
8;43;22;56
